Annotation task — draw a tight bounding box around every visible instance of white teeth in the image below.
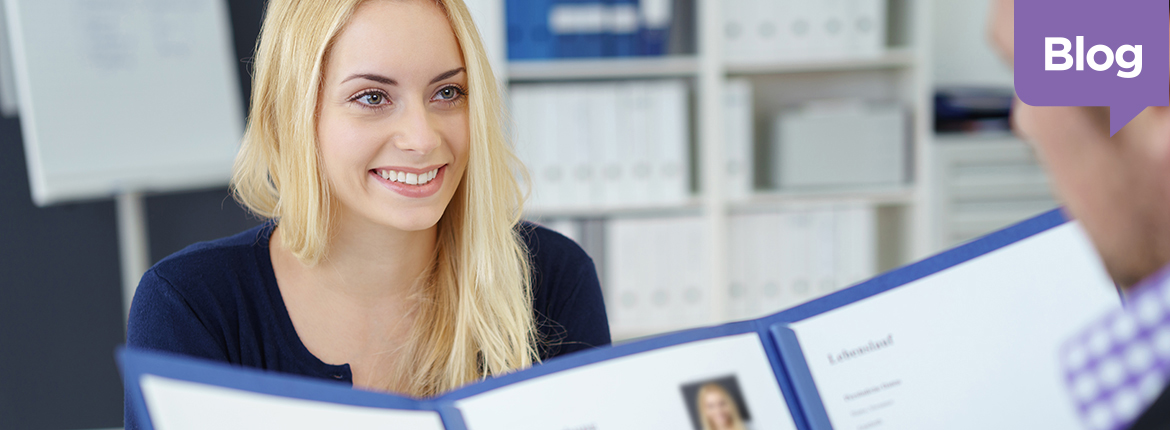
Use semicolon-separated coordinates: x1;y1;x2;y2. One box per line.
377;167;440;185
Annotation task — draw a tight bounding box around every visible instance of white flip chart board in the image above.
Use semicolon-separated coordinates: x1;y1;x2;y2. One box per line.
4;0;243;206
0;1;19;117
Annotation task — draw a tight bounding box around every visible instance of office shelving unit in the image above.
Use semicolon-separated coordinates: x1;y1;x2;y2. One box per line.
498;0;933;340
508;56;701;81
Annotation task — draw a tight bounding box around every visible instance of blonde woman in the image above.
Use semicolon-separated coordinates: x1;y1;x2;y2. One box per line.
126;0;608;427
696;383;750;430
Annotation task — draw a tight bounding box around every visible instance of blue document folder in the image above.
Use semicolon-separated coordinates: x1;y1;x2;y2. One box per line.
121;208;1121;430
506;0;556;60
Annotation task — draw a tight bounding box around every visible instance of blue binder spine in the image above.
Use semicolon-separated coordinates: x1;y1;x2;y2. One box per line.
437;404;469;430
637;0;671;56
504;0;526;59
607;0;639;57
507;0;556;60
770;325;833;430
551;0;605;58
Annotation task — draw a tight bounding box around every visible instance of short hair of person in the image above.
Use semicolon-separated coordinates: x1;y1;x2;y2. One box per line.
697;383;748;430
230;0;536;397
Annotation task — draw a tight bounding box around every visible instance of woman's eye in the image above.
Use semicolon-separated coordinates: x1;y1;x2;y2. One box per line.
435;85;466;102
350;91;389;108
360;93;385;105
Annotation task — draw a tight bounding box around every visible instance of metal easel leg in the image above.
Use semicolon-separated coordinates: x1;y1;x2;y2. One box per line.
116;191;150;325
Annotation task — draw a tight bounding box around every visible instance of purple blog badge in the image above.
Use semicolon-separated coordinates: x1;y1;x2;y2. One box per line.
1015;0;1168;136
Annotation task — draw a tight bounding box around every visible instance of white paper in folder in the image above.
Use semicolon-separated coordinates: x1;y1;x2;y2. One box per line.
6;0;244;205
140;375;445;430
789;222;1120;430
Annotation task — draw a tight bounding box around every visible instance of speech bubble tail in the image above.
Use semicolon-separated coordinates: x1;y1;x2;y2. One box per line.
1109;105;1147;137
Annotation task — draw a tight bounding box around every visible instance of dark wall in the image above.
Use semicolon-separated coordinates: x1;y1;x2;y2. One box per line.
0;1;266;428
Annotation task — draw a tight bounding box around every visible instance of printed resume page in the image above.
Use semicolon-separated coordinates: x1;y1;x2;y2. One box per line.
790;223;1120;430
455;333;797;430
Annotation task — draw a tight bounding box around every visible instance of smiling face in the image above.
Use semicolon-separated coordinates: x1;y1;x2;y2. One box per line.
317;0;469;234
701;389;735;430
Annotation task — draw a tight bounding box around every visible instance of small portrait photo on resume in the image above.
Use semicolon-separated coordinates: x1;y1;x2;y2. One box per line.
681;375;753;430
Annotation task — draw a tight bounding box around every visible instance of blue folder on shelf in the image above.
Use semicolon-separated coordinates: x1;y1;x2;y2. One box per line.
636;0;671;56
602;0;639;57
506;0;556;60
550;0;605;58
120;208;1122;430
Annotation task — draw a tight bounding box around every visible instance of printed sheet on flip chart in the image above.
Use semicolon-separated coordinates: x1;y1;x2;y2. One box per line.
5;0;243;205
139;375;445;430
788;222;1121;430
454;333;798;430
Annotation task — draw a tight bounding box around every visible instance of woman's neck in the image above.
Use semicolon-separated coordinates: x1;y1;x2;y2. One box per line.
277;215;438;303
269;214;438;387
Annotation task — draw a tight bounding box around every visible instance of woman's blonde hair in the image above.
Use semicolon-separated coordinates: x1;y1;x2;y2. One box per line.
231;0;536;397
696;383;748;430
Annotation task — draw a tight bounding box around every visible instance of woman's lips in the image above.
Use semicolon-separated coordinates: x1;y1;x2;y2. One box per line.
369;165;445;198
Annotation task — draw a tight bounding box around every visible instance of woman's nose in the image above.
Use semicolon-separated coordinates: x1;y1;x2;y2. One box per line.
391;102;442;154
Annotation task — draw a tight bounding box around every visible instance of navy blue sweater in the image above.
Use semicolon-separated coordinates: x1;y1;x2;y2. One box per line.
125;222;609;428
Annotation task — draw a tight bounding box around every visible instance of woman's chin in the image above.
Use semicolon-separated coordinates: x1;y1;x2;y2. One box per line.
383;213;444;233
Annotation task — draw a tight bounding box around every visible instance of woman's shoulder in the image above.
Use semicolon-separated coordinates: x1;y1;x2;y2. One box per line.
149;223;273;283
517;221;611;356
133;222;276;332
517;221;592;269
128;222;283;358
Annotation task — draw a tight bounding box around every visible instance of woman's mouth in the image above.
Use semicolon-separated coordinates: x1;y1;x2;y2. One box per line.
374;166;440;185
369;165;446;198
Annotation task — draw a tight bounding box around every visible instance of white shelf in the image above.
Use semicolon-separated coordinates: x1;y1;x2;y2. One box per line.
507;56;700;81
502;0;932;338
731;187;916;213
505;48;915;82
725;48;916;75
525;199;704;219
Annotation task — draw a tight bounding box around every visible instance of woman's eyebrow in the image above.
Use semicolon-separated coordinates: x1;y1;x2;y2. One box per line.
429;67;465;85
342;73;397;85
339;68;463;86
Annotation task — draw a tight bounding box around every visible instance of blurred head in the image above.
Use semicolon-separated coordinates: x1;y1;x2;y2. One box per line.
1014;104;1170;289
232;0;536;396
697;383;746;430
989;0;1170;289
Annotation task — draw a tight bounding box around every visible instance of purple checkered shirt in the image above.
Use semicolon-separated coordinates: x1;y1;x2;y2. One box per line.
1062;265;1170;430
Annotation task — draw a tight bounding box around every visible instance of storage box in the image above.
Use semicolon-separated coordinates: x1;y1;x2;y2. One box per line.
771;101;906;190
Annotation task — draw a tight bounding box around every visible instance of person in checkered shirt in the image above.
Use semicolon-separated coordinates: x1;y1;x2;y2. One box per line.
989;1;1170;428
